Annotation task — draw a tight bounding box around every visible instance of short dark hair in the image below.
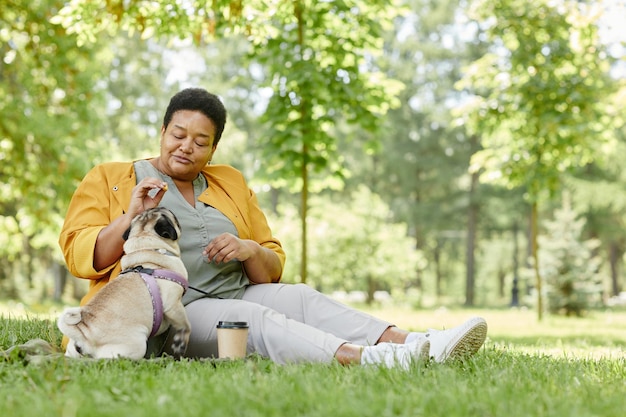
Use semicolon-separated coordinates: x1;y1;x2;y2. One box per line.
163;88;228;145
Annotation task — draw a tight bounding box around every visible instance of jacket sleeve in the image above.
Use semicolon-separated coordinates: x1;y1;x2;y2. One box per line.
58;164;129;279
246;183;286;281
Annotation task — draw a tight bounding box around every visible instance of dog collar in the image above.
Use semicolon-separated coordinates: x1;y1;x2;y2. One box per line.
155;248;178;257
119;266;188;338
128;248;180;257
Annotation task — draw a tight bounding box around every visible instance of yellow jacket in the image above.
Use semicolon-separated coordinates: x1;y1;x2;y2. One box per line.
59;160;285;307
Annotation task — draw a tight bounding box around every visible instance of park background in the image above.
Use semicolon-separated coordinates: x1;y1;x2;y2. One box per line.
2;2;626;416
2;0;626;322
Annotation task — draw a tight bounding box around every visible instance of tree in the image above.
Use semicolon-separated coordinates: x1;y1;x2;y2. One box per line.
268;187;424;302
0;0;109;298
355;0;493;305
51;0;406;284
539;193;603;316
456;0;618;319
565;83;626;299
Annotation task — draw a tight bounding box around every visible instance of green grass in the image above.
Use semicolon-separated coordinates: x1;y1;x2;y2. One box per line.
2;308;625;417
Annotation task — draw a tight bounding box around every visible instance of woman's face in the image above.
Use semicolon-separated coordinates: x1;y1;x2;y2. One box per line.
159;110;217;181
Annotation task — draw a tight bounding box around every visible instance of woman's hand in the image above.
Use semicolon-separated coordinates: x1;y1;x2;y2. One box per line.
127;177;168;218
203;233;282;284
203;233;254;264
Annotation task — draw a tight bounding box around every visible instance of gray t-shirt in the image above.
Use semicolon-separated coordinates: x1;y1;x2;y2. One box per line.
134;160;249;304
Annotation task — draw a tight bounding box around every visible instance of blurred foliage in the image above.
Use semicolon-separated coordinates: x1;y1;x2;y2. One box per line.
50;0;408;283
1;0;110;299
0;0;624;314
50;0;406;185
1;0;109;228
457;0;618;198
268;186;424;302
455;0;621;318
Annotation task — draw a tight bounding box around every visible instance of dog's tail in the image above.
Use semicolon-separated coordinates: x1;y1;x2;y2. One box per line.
59;307;82;325
57;307;85;338
57;307;91;358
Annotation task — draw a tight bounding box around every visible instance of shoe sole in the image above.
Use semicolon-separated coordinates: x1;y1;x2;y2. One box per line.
435;317;487;362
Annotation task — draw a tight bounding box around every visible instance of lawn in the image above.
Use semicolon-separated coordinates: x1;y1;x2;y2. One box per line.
1;306;625;417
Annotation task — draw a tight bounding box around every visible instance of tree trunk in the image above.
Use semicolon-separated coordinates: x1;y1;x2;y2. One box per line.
510;221;520;306
434;241;442;298
0;263;19;299
269;187;279;216
22;233;34;288
366;275;375;305
295;1;308;284
300;143;309;284
412;225;424;308
530;202;543;321
465;169;479;306
53;262;68;302
498;266;505;298
609;241;621;296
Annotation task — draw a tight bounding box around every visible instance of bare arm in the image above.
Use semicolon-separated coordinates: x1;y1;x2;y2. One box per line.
93;177;168;271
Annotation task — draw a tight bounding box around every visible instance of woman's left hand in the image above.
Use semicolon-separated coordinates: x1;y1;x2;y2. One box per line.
203;233;255;264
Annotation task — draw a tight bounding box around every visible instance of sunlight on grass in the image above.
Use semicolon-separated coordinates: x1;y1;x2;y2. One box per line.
2;303;625;417
0;301;62;320
359;305;626;359
2;301;625;359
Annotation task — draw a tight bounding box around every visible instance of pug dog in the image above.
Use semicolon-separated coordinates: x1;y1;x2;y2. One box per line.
58;206;191;360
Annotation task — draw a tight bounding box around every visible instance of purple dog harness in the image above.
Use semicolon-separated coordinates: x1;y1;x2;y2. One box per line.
119;266;188;337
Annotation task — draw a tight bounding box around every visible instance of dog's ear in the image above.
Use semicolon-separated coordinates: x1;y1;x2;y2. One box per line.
122;225;131;241
155;216;179;240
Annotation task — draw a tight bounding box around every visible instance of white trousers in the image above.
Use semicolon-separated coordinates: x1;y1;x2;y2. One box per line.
166;283;392;364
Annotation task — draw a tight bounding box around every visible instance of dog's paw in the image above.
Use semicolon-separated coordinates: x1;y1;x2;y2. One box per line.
169;330;189;359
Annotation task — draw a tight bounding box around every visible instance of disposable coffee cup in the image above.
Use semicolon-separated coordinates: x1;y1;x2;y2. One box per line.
216;321;249;359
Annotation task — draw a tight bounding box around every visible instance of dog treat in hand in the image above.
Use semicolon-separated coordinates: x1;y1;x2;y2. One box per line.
147;183;168;199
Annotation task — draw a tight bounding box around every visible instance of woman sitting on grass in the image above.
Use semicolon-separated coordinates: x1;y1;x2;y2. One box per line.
59;87;487;369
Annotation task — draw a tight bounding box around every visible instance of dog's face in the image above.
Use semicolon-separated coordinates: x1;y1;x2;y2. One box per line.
120;206;186;273
122;206;181;242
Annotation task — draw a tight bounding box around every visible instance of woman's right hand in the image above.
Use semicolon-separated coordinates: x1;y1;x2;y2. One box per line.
93;177;168;271
127;177;169;218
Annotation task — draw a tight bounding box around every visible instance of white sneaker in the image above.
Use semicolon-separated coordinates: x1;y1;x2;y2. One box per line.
361;339;430;370
426;316;487;363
